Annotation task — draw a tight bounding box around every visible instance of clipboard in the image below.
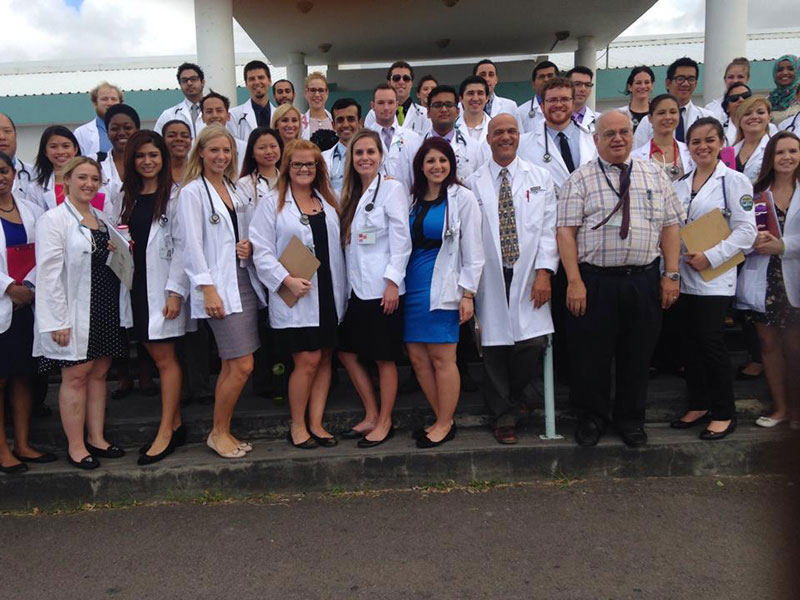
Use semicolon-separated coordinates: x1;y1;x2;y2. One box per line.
278;235;320;307
105;225;134;290
680;208;744;282
7;243;35;283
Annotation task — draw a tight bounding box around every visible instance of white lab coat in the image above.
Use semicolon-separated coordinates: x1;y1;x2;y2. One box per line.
736;187;800;311
177;177;266;320
229;99;277;142
733;134;771;184
704;97;726;123
154;98;202;137
673;161;756;296
574;106;598;133
26;173;117;218
0;197;41;334
301;109;333;140
455;113;492;163
322;142;347;193
249;188;347;329
99;152;122;188
482;94;523;130
365;103;431;136
73;119;101;158
237;173;277;206
617;104;650;133
633;101;716;149
518;96;544;134
33;199;132;360
413;184;484;312
778;111;800;133
631;140;694;175
344;174;412;299
12;158;34;200
517;123;597;193
468;158;559;345
422;128;485;183
367;122;422;192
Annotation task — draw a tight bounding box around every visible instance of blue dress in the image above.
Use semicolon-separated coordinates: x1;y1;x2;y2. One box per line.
403;199;459;343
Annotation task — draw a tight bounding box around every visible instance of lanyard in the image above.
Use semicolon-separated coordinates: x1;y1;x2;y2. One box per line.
597;159;630;199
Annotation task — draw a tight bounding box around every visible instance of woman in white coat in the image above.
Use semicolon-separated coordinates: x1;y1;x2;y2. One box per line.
733;96;773;184
238;127;283;201
118;130;189;465
99;104;140;189
178;125;265;459
631;94;694;182
251;140;345;449
25;126;79;212
336;130;412;447
670;118;757;440
0;153;55;474
404;137;484;448
35;157;131;469
736;132;800;430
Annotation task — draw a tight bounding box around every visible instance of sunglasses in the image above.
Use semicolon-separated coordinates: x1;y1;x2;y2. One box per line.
727;91;752;103
391;74;413;83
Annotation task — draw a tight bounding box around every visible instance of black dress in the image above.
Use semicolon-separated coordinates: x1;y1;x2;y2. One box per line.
275;211;338;354
753;206;800;328
39;226;127;372
129;193;155;342
0;218;35;376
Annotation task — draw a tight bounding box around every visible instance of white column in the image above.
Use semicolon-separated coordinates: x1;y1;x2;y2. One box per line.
288;52;309;112
574;36;597;110
704;0;747;104
194;0;237;104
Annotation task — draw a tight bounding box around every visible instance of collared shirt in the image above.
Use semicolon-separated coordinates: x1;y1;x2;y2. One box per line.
546;121;581;166
485;94;494;116
398;96;413;121
465;113;489;141
557;157;684;267
572;106;587;125
488;157;519;196
431;129;455;143
252;100;272;128
329;142;347;193
95;116;111;154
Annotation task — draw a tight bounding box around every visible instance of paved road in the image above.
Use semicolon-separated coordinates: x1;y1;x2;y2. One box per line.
2;476;797;600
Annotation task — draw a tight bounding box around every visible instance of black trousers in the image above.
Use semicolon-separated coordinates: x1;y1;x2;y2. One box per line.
565;262;662;429
678;294;735;420
482;336;546;427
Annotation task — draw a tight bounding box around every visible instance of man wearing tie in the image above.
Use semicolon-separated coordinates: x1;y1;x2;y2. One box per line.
367;84;422;191
154;63;205;136
557;110;683;448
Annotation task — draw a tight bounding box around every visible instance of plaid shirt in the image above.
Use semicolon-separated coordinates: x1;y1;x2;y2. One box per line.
557;157;684;267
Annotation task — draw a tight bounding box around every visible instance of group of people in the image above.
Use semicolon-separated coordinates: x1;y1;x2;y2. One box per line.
1;52;799;474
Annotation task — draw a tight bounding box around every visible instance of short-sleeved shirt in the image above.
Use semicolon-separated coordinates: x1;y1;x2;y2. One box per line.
557;157;684;267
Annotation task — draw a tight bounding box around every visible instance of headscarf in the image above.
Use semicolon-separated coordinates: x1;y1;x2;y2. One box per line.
768;54;799;113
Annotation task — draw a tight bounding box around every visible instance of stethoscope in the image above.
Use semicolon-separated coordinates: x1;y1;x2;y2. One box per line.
201;176;237;225
15;162;31;186
363;173;382;213
527;97;540;119
65;198;106;251
294;192;324;226
129;196;169;227
425;129;467;148
685;169;731;223
786;112;799;133
411;191;455;240
542;122;553;163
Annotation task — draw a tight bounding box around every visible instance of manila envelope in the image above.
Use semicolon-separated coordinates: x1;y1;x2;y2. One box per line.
278;235;320;307
680;208;744;282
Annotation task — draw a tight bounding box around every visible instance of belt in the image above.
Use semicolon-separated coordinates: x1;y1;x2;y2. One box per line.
580;259;658;275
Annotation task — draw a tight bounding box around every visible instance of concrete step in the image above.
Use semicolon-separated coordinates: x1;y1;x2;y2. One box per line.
2;423;797;511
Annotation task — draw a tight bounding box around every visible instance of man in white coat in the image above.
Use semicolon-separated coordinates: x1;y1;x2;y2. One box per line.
364;61;430;135
0;113;35;199
229;60;276;143
154;62;205;136
197;92;247;174
73;82;122;159
468;113;559;445
567;66;598;133
471;60;523;131
455;76;492;158
323;97;362;193
519;78;597;194
518;60;558;134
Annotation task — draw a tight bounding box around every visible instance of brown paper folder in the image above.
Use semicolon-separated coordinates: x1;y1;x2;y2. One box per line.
680;208;744;282
278;235;321;307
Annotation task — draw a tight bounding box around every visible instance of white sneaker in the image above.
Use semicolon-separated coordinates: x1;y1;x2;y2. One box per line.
755;416;786;428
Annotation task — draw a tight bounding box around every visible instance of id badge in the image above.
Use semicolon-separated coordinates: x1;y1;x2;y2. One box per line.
159;236;174;260
357;227;378;245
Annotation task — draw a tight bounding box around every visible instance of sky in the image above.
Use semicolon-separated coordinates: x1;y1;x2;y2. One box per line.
0;0;796;64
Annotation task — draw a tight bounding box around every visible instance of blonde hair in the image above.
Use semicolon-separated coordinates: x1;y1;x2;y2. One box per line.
90;81;123;104
725;57;750;78
271;104;304;140
63;156;101;180
339;129;383;246
181;125;239;186
734;96;772;144
277;140;337;213
305;71;328;88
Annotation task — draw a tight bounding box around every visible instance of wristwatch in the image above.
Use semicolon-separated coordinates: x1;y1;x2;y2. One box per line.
663;271;680;281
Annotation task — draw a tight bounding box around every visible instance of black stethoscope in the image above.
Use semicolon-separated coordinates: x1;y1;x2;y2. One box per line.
426;129;467;148
363;173;382;213
527;97;540;119
294;192;324;226
411;191;455;240
786;112;799;133
15;162;31;185
201;176;237;225
542;122;553;163
685;168;731;223
65;199;106;251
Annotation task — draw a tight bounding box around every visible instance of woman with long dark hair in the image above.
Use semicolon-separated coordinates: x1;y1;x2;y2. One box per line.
238;127;283;202
25;126;80;212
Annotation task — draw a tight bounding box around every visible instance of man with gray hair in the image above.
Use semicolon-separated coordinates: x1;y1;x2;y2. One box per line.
556;110;683;448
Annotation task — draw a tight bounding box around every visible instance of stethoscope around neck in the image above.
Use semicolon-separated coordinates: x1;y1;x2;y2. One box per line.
201;176;236;225
15;162;31;185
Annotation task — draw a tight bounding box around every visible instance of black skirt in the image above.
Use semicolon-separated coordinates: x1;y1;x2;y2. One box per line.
0;305;35;377
339;293;404;362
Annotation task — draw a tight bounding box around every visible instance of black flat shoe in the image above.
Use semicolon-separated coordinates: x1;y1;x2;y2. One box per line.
13;451;58;464
358;427;395;448
339;428;368;440
172;424;187;448
416;425;456;449
137;444;174;466
575;418;602;447
670;412;710;429
86;442;126;459
67;454;100;470
0;461;28;474
700;419;737;440
287;431;318;449
309;432;338;448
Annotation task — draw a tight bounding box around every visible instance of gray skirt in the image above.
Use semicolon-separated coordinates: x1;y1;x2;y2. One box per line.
207;265;261;360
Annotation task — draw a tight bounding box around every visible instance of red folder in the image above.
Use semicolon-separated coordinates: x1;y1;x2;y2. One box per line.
719;147;736;170
7;242;35;283
91;192;105;212
754;191;781;239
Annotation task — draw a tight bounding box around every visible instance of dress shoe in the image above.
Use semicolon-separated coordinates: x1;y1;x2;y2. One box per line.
574;418;602;447
618;427;648;448
86;442;125;459
67;454;100;470
13;451;58;464
358;427;395;448
494;426;518;445
416;425;456;449
139;425;188;455
0;461;28;474
206;434;246;458
309;432;338;448
700;419;737;440
339;428;368;440
137;444;174;466
287;431;318;449
755;416;786;429
670;412;710;429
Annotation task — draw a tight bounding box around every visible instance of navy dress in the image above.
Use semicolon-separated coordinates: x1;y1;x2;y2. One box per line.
403;199;459;344
0;217;35;376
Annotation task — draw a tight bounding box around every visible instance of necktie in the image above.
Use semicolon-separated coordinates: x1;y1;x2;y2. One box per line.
498;167;520;266
592;163;632;239
484;96;493;116
676;107;686;143
190;103;200;135
397;105;405;126
558;132;576;173
382;127;394;150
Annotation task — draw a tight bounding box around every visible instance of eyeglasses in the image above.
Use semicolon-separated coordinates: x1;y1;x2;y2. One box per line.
307;87;327;95
572;81;594;89
544;97;573;105
180;76;200;84
289;161;317;171
600;129;633;139
430;101;457;109
671;76;698;85
391;74;413;83
727;92;752;103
